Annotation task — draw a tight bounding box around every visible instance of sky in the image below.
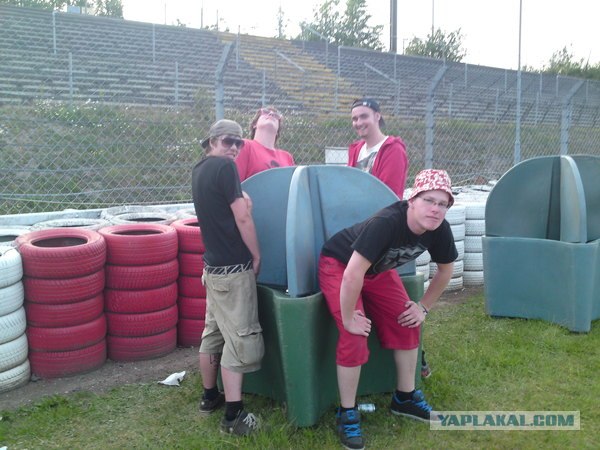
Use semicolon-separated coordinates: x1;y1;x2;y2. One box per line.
120;0;599;71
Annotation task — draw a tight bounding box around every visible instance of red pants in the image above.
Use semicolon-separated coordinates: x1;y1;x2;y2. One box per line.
319;255;420;367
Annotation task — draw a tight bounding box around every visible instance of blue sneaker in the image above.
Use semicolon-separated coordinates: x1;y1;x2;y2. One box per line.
336;408;365;450
390;390;441;423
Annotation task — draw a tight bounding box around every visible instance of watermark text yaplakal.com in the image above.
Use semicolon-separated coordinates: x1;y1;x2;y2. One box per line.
431;411;580;430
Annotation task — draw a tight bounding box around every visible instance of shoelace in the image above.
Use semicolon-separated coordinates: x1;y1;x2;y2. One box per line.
394;391;433;413
242;412;259;430
342;411;362;438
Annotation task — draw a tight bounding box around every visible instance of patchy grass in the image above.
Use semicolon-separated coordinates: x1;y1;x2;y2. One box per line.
1;294;598;449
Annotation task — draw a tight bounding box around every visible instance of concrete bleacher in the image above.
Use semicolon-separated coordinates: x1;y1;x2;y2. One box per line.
1;4;599;125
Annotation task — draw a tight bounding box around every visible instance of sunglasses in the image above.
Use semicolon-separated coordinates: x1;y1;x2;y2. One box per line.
219;136;244;149
259;108;282;120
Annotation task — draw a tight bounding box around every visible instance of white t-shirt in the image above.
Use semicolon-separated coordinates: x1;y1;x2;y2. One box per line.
355;137;387;173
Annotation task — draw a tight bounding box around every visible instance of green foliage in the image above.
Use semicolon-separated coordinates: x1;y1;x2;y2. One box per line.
298;0;384;51
0;0;123;18
540;47;600;81
1;295;599;448
405;28;466;62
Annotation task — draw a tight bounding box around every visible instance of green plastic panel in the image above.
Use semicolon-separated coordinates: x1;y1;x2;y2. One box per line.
242;275;424;427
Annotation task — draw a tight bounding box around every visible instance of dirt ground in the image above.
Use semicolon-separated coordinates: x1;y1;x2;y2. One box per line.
1;287;482;411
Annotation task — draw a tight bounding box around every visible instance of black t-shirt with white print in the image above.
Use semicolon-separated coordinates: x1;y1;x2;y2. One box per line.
321;201;457;275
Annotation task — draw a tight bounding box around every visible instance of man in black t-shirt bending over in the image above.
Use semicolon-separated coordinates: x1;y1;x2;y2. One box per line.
319;169;457;450
192;119;263;436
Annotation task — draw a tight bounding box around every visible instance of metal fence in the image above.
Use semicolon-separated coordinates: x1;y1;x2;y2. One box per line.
1;5;600;215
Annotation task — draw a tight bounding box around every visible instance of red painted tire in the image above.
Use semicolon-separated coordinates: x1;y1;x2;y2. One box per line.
105;259;178;290
27;314;107;351
178;252;205;277
99;224;178;266
16;228;106;279
105;282;177;314
178;296;206;320
171;218;205;253
106;304;178;337
177;274;206;298
23;270;104;304
107;327;176;362
25;294;104;328
29;339;106;379
177;318;205;348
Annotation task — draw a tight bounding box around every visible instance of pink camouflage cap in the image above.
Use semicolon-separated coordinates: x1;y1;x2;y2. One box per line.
408;169;455;207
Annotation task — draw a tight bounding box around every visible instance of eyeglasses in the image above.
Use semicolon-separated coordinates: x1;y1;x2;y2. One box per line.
259;108;282;120
219;136;244;149
419;196;450;210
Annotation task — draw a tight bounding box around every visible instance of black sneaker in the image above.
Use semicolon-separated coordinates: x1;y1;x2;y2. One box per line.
390;390;441;423
336;408;365;450
220;410;260;436
199;392;225;415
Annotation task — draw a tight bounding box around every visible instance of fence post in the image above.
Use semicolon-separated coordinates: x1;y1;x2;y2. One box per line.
174;61;179;107
262;69;266;107
152;24;156;63
68;52;73;103
335;46;340;111
425;64;448;169
215;43;233;120
560;80;585;155
52;10;57;55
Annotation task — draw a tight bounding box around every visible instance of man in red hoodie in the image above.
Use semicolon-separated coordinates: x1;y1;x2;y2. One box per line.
347;98;408;199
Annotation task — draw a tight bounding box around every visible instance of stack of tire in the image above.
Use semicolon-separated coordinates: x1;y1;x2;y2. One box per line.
171;218;207;347
463;200;487;286
99;224;179;361
17;229;107;378
429;204;466;292
101;205;175;225
0;247;30;392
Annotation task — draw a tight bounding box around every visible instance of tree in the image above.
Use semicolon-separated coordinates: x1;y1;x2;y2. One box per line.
525;47;600;81
0;0;123;18
276;5;288;39
297;0;384;51
405;28;466;62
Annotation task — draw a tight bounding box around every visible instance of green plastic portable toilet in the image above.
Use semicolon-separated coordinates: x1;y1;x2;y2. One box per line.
239;166;423;426
483;155;600;332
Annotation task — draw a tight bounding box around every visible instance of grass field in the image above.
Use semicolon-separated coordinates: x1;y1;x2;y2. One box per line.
1;293;598;449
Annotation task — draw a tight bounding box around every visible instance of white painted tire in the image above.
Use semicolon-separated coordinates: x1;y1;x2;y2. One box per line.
446;204;465;225
0;227;31;247
0;282;24;316
445;276;463;291
463;270;485;286
464;235;483;253
417;263;430;280
175;208;196;219
465;219;486;236
100;205;167;219
465;202;486;220
450;223;465;241
0;307;26;345
416;251;431;266
430;260;463;278
32;218;111;231
0;359;30;393
0;333;28;372
109;212;176;225
455;239;464;261
463;252;484;271
0;247;23;288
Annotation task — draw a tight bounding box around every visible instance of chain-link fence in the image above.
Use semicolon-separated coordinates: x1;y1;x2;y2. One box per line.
2;5;600;215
